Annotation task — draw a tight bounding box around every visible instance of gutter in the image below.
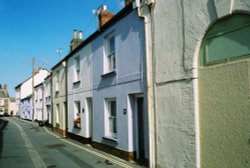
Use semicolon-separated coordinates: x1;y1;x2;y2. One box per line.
137;1;156;167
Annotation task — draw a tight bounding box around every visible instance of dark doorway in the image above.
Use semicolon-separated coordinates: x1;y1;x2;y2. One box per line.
137;97;145;162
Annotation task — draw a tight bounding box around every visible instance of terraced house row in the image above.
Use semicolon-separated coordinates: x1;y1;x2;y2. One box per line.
15;0;250;167
16;1;149;166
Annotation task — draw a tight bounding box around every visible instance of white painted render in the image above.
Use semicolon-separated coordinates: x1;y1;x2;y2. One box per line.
67;43;93;138
34;84;44;121
8;99;17;115
145;0;250;167
20;69;50;100
52;62;67;133
43;76;52;124
18;69;49;120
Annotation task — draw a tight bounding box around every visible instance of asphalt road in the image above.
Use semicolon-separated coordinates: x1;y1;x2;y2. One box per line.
0;117;141;168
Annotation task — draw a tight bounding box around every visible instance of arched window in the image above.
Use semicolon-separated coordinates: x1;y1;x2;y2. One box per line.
200;14;250;65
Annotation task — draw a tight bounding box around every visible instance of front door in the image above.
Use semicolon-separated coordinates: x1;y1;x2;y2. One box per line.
87;98;93;140
136;97;145;162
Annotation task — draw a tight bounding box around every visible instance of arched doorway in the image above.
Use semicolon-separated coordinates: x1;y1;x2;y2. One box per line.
199;13;250;168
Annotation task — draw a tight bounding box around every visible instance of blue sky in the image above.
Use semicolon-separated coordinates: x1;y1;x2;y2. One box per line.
0;0;124;96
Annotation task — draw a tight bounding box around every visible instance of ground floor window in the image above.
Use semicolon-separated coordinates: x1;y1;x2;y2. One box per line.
56;104;60;127
105;98;117;139
74;101;81;128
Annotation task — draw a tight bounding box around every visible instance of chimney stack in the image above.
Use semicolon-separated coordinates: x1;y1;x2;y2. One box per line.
70;29;83;51
98;5;114;27
79;31;83;40
125;0;133;6
3;84;8;96
73;29;77;39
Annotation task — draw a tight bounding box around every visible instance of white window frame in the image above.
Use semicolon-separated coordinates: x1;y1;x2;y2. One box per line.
105;98;117;139
74;101;81;116
74;56;80;82
104;33;116;73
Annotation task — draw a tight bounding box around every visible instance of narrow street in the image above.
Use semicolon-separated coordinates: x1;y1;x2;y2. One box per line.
0;117;141;168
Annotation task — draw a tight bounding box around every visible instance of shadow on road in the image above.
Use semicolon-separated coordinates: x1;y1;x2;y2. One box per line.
0;118;9;158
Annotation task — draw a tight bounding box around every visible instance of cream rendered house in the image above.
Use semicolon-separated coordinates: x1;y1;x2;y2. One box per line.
51;60;68;137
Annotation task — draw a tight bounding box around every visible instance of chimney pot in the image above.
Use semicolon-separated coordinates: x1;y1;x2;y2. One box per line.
79;31;83;40
73;29;77;39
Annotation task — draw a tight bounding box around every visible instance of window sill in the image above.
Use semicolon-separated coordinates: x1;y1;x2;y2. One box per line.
102;136;118;143
73;81;81;85
101;71;116;78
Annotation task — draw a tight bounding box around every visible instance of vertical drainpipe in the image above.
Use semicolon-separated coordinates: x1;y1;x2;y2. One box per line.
51;72;54;131
137;1;156;167
64;60;68;137
193;40;201;168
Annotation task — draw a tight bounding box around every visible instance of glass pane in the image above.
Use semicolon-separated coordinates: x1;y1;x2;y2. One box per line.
113;118;117;133
77;102;81;114
205;26;250;64
112;54;116;69
109;117;114;133
109;36;115;53
109;117;117;134
110;101;116;117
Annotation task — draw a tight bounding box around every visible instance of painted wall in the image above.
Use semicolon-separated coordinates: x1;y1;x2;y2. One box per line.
92;9;147;154
8;99;17;115
20;98;32;120
149;0;250;167
19;69;49;120
52;63;67;133
43;76;52;124
34;84;44;121
67;43;93;138
20;69;49;100
199;58;250;168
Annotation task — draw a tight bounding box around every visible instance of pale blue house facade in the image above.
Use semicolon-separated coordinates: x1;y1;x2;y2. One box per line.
91;5;149;162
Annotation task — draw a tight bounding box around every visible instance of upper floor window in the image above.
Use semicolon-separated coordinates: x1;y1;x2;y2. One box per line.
74;56;80;83
104;33;116;73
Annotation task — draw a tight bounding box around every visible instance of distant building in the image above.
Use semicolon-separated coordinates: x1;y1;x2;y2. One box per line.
15;84;21;116
16;68;49;120
0;84;10;115
43;75;52;127
34;83;44;121
8;97;16;115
